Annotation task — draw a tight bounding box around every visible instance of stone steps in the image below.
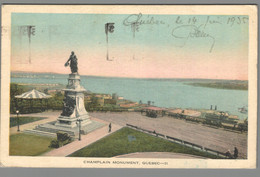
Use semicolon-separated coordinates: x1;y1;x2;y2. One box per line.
35;126;75;136
23;129;57;138
22;119;105;138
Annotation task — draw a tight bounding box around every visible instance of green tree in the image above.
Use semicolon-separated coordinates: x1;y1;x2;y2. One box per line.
10;83;25;113
43;88;48;94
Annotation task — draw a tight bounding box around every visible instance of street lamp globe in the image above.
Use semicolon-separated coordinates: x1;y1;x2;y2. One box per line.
16;110;20;132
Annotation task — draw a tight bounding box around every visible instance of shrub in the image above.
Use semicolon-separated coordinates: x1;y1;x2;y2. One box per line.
49;132;72;148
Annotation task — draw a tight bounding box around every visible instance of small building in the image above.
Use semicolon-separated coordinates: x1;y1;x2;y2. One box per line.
96;97;105;107
168;109;201;118
143;107;165;118
104;99;117;105
119;103;137;108
112;93;118;100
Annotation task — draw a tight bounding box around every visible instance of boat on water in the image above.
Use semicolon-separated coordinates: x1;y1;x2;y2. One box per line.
238;106;248;114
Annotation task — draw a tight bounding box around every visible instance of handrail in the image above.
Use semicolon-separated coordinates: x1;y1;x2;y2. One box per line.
126;123;228;158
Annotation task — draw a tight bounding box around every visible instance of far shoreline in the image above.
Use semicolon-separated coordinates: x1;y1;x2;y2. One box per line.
11;71;248;82
185;82;248;91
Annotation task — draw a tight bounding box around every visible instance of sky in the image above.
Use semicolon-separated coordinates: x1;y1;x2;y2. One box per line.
11;13;249;80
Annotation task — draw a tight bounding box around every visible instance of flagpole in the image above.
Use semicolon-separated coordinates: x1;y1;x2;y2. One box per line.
105;23;114;61
28;26;32;64
132;23;137;60
106;31;109;61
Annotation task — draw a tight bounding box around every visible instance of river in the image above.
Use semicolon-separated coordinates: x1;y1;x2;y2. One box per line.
11;73;248;120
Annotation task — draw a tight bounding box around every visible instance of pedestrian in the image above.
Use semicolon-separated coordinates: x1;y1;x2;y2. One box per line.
234;147;238;159
225;149;232;159
108;123;112;133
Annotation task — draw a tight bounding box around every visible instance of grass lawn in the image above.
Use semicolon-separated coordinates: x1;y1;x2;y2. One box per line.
10;116;46;127
9;133;54;156
69;127;220;159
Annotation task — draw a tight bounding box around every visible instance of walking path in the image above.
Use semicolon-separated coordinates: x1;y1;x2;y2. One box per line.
11;111;123;157
42;120;122;157
9;111;247;158
90;112;248;159
10;111;60;135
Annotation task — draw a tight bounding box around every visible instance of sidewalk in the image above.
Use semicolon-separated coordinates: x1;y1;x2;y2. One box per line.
42;122;122;157
10;111;60;135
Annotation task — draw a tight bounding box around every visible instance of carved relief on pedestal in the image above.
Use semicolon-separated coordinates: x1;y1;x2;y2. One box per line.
61;95;76;117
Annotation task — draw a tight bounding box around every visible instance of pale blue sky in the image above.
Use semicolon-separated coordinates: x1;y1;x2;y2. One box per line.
11;13;249;79
11;13;248;49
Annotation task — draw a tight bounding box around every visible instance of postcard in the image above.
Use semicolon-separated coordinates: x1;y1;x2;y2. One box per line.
0;5;257;168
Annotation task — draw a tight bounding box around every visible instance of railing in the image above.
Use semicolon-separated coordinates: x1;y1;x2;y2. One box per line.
126;123;228;158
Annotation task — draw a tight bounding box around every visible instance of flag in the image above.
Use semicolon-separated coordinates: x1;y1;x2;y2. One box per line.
105;23;115;61
105;23;115;35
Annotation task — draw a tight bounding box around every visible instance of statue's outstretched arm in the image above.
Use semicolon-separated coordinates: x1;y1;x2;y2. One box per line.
65;56;72;67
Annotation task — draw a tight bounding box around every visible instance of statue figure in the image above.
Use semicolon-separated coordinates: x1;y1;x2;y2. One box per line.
65;51;78;73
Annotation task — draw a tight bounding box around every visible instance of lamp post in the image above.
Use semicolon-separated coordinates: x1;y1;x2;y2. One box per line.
76;118;82;141
16;110;20;132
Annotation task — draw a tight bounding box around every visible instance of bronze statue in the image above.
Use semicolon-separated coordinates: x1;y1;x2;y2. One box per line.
65;51;78;73
61;96;76;116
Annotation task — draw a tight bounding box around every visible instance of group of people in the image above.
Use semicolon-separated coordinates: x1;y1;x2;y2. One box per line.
225;147;239;159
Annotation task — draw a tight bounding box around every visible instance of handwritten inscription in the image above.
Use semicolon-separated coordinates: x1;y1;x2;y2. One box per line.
122;14;248;52
123;13;165;37
172;25;215;52
227;16;249;26
123;13;165;27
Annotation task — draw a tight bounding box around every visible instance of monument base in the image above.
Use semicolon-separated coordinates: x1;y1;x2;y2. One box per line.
22;72;106;138
24;119;105;138
55;114;91;128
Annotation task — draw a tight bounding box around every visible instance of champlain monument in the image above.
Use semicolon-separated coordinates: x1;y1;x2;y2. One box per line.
28;52;104;137
55;51;91;128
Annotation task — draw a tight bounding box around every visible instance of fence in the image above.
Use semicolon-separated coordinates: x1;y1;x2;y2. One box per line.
126;123;228;158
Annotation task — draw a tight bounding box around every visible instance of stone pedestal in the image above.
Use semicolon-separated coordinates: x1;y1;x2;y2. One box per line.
55;73;91;128
29;73;105;138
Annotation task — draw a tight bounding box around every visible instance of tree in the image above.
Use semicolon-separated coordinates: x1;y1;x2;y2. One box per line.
55;91;63;97
10;83;25;113
43;88;48;94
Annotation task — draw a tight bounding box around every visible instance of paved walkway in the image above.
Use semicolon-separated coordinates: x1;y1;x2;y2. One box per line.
10;111;60;135
10;111;247;158
90;112;248;159
42;119;122;157
10;111;123;157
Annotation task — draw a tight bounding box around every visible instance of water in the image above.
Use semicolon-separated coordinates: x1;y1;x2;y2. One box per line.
11;73;248;120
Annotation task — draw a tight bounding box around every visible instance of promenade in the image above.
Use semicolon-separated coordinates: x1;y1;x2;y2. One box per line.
10;111;247;158
90;112;247;159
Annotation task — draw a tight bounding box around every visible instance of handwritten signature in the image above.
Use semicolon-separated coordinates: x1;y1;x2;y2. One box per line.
171;25;215;52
